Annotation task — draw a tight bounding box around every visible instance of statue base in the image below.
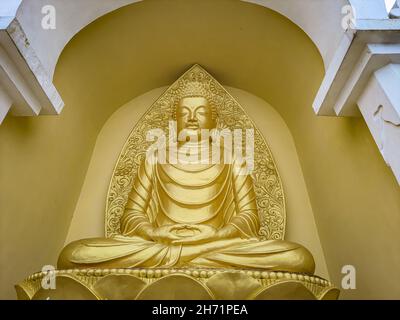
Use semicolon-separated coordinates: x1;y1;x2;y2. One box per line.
16;268;339;300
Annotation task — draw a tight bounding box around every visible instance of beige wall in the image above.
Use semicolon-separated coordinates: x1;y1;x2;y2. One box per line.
291;112;400;299
65;86;329;279
0;93;97;299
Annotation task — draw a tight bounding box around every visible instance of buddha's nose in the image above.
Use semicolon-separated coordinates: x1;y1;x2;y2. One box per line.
188;114;198;123
186;116;199;129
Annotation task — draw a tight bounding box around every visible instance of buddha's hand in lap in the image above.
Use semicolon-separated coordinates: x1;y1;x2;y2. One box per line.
149;225;183;244
170;224;218;245
149;224;237;245
149;224;206;244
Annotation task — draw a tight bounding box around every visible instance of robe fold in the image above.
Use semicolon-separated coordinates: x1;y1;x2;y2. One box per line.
58;144;315;275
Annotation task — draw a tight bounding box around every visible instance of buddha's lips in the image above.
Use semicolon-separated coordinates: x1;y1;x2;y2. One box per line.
185;125;199;130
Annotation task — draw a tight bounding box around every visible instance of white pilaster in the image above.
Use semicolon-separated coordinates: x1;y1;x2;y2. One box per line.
0;83;12;123
312;1;400;185
358;64;400;184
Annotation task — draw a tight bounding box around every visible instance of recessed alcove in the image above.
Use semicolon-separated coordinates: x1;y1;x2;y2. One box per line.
64;85;330;279
1;0;399;299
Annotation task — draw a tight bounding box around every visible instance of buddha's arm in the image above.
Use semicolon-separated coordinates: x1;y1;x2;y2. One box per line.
228;159;260;239
120;158;155;240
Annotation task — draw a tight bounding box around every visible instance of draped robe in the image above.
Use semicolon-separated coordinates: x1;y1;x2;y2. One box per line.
58;144;315;274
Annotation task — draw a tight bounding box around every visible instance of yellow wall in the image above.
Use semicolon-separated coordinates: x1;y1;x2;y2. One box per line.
0;0;399;299
65;86;330;279
0;94;96;299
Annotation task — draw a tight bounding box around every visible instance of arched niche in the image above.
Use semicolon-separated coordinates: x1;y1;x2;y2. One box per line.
15;0;347;78
2;0;399;300
65;86;330;279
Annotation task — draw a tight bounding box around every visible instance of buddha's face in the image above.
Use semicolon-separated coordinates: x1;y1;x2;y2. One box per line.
176;97;216;138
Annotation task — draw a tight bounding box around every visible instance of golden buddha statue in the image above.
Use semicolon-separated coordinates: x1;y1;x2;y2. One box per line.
16;65;339;300
57;86;314;276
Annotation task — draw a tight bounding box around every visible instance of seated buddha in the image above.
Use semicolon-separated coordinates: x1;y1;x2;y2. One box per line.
58;90;315;275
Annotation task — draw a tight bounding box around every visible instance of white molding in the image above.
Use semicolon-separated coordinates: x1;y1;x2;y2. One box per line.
0;0;349;124
0;1;63;124
6;19;64;115
313;0;400;117
0;83;12;122
358;64;400;184
313;30;356;116
335;44;400;116
311;1;400;184
0;41;41;116
314;30;400;116
14;0;348;79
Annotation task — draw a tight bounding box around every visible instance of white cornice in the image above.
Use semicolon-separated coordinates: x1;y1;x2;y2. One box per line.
0;1;63;123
